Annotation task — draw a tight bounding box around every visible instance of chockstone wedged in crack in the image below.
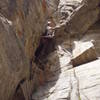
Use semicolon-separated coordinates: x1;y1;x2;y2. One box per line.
72;41;97;67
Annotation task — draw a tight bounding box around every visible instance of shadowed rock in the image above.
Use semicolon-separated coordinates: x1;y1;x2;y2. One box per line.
0;0;46;100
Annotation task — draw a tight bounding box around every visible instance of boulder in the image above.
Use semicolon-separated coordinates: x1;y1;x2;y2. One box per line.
72;41;97;67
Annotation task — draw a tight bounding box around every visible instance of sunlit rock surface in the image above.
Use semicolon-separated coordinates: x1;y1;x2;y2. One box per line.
32;0;100;100
32;45;73;100
32;47;100;100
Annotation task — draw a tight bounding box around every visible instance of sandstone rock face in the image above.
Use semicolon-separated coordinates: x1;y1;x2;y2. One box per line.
0;0;46;59
68;7;100;34
32;46;100;100
0;0;100;100
32;0;100;100
0;16;29;100
32;45;73;100
74;59;100;100
56;0;100;35
0;0;46;100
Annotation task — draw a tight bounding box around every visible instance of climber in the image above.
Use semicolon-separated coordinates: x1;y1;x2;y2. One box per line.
40;20;55;53
42;21;55;38
35;19;55;65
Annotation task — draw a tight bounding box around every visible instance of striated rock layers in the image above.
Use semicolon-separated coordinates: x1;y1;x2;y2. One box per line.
0;0;47;100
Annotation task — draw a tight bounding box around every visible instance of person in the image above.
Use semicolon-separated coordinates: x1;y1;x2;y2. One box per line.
34;20;55;70
41;20;55;38
47;21;55;36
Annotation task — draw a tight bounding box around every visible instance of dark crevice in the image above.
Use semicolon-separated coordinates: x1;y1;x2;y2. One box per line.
34;33;56;70
12;79;25;100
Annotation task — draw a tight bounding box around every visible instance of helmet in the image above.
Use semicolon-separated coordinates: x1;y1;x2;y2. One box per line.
47;21;51;25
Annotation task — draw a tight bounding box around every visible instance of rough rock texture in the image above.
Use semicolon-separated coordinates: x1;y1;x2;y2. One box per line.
32;0;100;100
0;0;46;59
56;0;100;36
0;0;100;100
32;45;73;100
32;40;100;100
0;0;46;100
33;57;100;100
0;16;29;100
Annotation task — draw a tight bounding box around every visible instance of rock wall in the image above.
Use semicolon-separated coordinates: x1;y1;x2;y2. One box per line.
0;0;46;100
32;0;100;100
55;0;100;36
0;0;100;100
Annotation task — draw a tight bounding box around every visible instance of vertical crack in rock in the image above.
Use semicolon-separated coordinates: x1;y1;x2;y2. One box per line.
70;69;81;100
